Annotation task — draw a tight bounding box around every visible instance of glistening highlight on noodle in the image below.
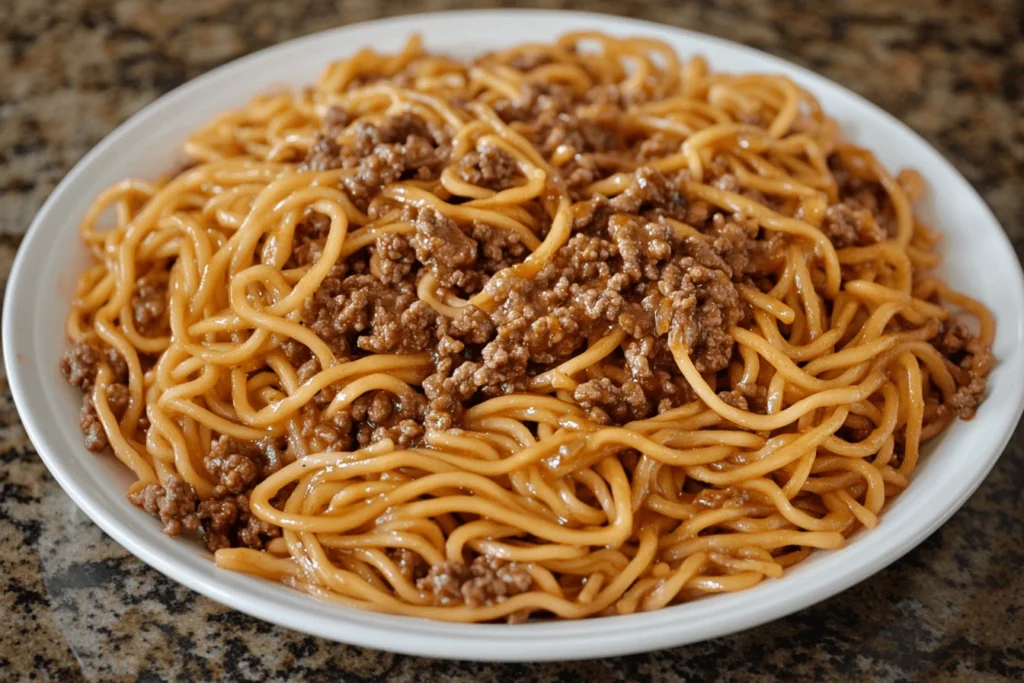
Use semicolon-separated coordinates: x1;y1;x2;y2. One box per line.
60;32;995;623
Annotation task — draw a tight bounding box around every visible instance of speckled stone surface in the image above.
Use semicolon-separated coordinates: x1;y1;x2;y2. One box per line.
1;1;1022;680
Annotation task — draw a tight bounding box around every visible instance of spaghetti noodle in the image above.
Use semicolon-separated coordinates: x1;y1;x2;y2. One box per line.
60;33;995;623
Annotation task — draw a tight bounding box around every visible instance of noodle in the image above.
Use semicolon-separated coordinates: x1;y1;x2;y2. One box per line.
59;32;995;623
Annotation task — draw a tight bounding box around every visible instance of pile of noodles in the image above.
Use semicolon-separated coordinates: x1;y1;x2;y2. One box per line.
67;32;994;622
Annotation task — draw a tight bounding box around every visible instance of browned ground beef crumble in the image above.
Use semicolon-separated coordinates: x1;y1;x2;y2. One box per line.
453;144;521;191
417;556;533;608
61;72;993;607
131;275;169;333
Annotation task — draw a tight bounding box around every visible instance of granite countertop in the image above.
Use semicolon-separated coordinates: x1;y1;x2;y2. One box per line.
1;1;1022;680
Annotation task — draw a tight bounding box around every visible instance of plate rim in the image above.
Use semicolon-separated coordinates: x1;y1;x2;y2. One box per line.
5;8;1024;662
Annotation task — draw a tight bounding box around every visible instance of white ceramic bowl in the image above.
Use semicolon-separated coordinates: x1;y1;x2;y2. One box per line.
5;9;1023;662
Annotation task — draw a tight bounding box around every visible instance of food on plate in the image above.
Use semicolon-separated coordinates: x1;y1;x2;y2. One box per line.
60;32;994;622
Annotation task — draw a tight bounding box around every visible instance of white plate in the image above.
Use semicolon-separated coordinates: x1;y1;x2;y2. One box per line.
5;9;1024;662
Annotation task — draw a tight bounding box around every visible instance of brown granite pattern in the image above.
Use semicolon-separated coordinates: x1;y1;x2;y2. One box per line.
1;1;1022;680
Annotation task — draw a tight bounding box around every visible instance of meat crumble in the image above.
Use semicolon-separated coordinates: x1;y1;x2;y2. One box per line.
417;556;533;607
59;340;131;453
298;111;452;210
452;144;521;192
127;475;201;537
122;439;287;552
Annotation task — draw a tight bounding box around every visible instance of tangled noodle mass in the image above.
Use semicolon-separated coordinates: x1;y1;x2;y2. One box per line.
60;33;994;622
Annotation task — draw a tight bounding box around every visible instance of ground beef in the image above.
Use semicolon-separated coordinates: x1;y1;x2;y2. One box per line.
353;112;448;153
126;443;285;551
821;202;887;249
704;213;786;278
393;168;748;430
470;221;527;274
128;475;201;536
422;355;489;431
322;105;351;138
301;272;436;356
389;548;427;582
131;275;168;334
198;493;282;552
607;215;674;282
623;336;692;401
374;231;416;284
607;166;682;216
78;399;107;452
298;133;344;172
105;382;131;417
948;337;994;420
658;257;745;373
735;383;769;413
493;83;619;168
574;377;650;424
60;340;133;452
344;113;450;207
410;207;479;288
204;436;284;497
296;384;429;451
481;270;585;368
951;378;986;420
407;166;748;426
288;211;333;268
420;308;504;430
298;403;356;452
350;390;427;448
438;304;497;346
60;341;101;389
717;389;750;411
417;555;533;607
453;144;520;191
930;321;993;420
288;124;753;428
59;340;128;391
571;196;611;234
74;376;131;454
558;154;600;195
298;112;451;209
280;337;311;366
827;153;901;239
934;321;972;357
344;136;439;208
